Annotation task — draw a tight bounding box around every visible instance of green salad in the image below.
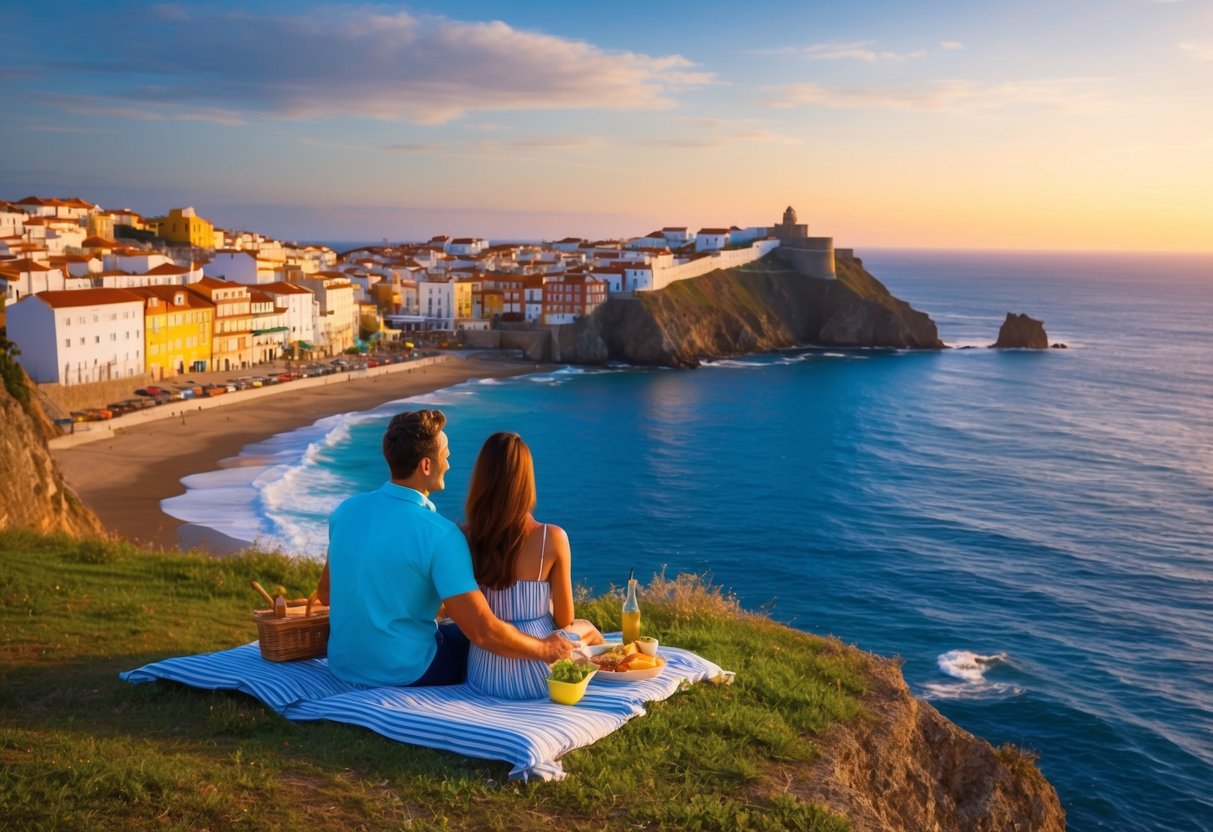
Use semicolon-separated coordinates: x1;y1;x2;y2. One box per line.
549;659;595;683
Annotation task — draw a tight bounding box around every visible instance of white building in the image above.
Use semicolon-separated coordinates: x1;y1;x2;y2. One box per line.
249;289;291;364
623;264;654;293
106;249;173;274
695;228;731;252
419;279;455;330
589;266;626;294
8;288;145;385
0;257;66;304
205;250;260;283
296;274;356;355
446;237;488;256
97;261;199;289
522;276;545;323
259;282;316;351
0;202;27;238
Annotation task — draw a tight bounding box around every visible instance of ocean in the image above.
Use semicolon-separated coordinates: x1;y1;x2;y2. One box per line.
163;249;1213;831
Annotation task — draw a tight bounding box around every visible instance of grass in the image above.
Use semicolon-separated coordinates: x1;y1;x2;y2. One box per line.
1;529;870;831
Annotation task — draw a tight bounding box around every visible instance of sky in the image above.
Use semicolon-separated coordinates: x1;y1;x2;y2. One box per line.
1;1;1210;251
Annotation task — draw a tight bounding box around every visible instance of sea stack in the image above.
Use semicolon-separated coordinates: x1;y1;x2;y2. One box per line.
991;312;1049;349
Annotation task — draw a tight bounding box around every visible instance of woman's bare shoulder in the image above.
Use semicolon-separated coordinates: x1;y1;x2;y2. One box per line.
535;522;570;550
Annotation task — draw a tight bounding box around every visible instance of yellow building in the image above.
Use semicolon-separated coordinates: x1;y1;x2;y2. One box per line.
128;286;216;378
158;206;215;248
453;279;474;320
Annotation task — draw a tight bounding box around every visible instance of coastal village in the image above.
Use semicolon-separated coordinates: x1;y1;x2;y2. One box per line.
0;196;841;402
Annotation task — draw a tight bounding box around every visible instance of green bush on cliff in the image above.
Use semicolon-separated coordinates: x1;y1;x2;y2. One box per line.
0;332;31;411
0;529;864;832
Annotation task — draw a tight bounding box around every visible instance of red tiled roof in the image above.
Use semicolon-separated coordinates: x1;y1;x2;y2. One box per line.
145;262;190;275
33;288;143;308
4;257;54;271
259;282;314;295
126;285;214;310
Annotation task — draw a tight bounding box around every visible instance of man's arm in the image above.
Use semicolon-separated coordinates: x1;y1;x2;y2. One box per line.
442;590;574;663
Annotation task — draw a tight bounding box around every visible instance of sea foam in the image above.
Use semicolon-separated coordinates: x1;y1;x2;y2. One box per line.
921;649;1024;700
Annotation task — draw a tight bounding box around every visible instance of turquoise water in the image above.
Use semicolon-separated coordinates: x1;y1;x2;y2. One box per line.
165;249;1213;830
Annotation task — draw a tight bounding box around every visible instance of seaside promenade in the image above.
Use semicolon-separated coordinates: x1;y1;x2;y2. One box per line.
48;352;463;450
50;352;538;551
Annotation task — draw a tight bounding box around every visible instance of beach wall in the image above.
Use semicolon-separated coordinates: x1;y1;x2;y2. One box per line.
47;354;459;450
38;375;157;417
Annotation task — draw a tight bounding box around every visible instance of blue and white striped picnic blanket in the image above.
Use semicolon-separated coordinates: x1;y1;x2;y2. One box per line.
120;638;726;781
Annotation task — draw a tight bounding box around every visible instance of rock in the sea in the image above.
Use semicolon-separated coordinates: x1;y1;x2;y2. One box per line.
991;313;1049;349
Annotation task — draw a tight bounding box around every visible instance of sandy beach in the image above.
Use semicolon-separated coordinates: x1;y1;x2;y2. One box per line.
51;356;536;552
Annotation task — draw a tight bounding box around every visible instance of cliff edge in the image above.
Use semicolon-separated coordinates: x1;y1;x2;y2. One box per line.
796;650;1065;831
0;359;105;537
558;253;942;366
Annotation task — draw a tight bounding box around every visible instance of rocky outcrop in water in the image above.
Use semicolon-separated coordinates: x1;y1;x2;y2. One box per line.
558;253;942;366
991;313;1050;349
0;366;105;537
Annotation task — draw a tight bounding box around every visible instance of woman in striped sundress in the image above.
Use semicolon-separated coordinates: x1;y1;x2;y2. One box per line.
463;432;605;700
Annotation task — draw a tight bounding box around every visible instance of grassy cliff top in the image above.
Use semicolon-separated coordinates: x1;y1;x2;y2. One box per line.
1;530;874;831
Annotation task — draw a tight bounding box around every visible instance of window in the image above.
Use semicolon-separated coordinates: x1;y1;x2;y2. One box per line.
64;338;70;348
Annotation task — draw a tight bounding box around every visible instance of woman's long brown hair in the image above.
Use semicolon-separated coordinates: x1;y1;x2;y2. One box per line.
464;432;537;590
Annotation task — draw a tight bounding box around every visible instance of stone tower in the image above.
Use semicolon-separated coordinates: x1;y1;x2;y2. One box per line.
774;206;808;244
772;205;836;279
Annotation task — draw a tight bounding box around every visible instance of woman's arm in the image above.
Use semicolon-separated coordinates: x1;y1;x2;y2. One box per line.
316;560;331;605
547;525;575;628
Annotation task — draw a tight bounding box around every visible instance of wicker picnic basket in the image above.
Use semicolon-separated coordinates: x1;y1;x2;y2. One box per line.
252;592;330;662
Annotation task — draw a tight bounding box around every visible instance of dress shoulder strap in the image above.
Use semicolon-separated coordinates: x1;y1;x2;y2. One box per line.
537;524;548;580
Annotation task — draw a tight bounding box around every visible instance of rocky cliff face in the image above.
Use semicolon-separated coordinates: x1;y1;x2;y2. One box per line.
0;369;105;537
789;651;1066;831
560;254;942;367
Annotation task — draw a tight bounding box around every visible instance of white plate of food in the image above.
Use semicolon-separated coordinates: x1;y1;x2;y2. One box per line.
577;642;666;682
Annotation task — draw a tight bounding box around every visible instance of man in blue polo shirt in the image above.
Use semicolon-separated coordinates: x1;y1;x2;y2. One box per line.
317;408;574;687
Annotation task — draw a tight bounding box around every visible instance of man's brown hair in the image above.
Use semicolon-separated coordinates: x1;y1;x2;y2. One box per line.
382;409;446;479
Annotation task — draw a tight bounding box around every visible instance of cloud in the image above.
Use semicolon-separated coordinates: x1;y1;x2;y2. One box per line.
764;78;1113;115
940;41;966;50
757;40;926;62
1179;42;1213;60
48;94;245;125
628;129;798;149
380;143;444;154
57;7;711;125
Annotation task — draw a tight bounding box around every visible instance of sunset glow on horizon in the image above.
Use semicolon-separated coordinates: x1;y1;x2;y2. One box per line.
2;1;1210;252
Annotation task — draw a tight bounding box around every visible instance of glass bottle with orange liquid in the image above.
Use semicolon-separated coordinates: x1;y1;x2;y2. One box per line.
621;568;641;644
